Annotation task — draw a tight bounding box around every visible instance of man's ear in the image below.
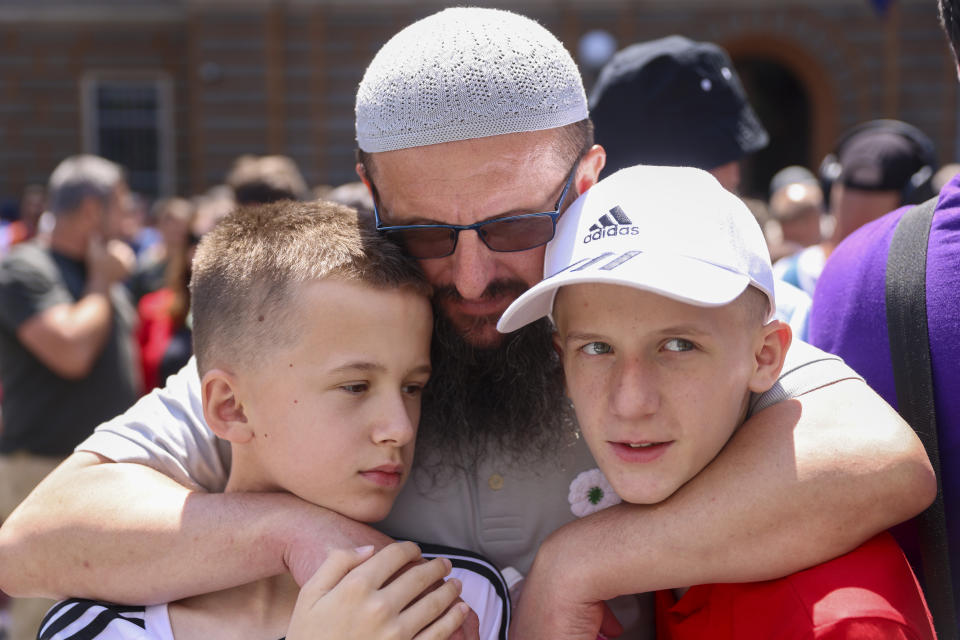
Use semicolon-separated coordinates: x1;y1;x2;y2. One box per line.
356;162;371;187
355;162;377;205
575;144;607;196
201;369;254;444
748;320;792;394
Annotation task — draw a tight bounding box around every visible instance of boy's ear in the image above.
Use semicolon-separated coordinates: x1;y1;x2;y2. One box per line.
748;320;793;394
201;369;254;444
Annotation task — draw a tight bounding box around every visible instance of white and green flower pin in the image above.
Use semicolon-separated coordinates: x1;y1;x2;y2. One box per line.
568;468;621;517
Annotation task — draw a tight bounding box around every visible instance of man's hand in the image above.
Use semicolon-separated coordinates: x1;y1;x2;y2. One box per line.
86;236;134;288
287;542;470;640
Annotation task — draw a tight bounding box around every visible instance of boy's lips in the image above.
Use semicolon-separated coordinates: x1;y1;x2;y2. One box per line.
360;464;405;488
609;440;673;463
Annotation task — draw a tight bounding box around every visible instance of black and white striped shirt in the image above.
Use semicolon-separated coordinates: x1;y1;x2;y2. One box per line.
37;543;509;640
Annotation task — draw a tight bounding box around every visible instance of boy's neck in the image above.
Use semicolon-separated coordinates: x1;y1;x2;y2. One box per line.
168;459;299;640
168;572;300;640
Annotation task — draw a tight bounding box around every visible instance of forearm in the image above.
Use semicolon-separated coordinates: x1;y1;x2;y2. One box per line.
0;452;392;603
17;291;113;378
533;378;935;600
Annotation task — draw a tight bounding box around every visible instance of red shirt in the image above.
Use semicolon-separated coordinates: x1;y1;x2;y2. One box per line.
656;533;935;639
136;288;177;393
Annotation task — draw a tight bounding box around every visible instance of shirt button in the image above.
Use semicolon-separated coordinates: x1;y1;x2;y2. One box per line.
488;473;504;491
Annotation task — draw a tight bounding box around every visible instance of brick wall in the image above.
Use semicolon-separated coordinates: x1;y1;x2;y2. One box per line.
0;0;954;202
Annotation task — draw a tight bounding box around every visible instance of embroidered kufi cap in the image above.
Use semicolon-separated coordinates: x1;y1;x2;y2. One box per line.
355;7;589;153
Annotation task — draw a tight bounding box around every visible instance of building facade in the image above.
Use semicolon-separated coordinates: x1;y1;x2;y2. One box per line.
0;0;955;201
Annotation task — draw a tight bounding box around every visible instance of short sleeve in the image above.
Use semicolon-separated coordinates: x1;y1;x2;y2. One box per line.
75;357;231;492
417;542;511;640
749;340;863;416
0;248;72;331
814;618;923;640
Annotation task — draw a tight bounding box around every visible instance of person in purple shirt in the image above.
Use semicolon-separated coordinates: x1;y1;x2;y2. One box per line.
809;0;960;620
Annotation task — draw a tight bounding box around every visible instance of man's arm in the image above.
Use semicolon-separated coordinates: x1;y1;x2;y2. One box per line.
0;451;392;603
13;238;133;379
511;378;936;639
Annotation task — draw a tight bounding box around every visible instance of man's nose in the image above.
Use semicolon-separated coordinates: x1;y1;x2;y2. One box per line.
449;230;497;300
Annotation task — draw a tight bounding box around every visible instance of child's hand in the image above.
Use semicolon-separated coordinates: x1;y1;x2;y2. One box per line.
286;541;471;640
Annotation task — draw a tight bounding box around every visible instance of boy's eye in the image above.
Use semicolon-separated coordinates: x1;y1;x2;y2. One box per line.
340;382;369;394
663;338;695;352
402;383;425;396
580;341;612;356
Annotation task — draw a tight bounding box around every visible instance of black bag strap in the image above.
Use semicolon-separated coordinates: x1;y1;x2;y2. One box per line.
885;195;957;639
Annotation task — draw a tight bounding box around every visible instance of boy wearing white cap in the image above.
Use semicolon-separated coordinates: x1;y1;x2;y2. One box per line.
499;165;936;639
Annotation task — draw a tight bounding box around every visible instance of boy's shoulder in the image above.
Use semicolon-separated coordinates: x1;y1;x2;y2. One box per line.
775;533;933;634
658;533;935;639
38;599;171;640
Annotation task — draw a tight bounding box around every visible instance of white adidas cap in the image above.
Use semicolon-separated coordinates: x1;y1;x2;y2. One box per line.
497;165;776;333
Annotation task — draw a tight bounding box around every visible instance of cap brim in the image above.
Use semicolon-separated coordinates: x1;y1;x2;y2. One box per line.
497;252;751;333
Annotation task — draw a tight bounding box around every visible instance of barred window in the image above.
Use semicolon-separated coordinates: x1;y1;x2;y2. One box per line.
82;72;174;198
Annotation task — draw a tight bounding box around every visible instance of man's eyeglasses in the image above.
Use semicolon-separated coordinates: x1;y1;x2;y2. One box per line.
372;160;580;259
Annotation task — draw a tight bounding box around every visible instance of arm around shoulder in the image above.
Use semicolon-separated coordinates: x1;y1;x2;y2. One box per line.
0;451;394;603
512;376;934;640
0;360;396;603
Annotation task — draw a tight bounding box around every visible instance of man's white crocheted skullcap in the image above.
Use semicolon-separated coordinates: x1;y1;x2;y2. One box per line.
355;7;589;153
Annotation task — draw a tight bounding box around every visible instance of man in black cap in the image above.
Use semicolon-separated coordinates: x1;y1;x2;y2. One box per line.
589;35;819;339
589;35;768;192
776;120;936;296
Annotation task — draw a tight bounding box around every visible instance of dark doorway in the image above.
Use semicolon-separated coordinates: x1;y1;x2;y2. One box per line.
733;57;812;200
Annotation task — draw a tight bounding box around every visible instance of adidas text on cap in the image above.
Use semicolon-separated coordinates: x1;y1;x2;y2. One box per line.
496;165;776;334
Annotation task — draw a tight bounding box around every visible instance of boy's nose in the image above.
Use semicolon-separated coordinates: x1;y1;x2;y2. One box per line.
610;359;660;418
449;231;497;300
372;396;416;446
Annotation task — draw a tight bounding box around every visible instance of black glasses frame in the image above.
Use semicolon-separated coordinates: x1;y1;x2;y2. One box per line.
371;160;580;259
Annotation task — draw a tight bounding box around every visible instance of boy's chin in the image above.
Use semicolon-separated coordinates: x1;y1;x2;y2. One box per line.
610;476;685;506
335;497;399;525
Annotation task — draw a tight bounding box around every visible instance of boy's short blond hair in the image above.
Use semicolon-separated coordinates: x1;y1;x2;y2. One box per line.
190;199;430;374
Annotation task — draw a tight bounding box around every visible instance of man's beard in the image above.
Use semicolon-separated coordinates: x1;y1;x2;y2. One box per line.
414;290;578;476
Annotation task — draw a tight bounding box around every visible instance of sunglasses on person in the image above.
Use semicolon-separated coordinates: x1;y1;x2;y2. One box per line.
372;160;580;260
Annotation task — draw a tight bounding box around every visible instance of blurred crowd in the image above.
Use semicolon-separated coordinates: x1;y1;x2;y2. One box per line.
0;153;374;401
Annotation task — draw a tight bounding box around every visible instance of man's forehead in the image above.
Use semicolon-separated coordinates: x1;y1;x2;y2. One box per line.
368;133;569;222
368;130;564;182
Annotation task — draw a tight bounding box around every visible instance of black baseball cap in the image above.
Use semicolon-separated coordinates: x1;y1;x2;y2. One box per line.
838;128;929;192
589;35;769;178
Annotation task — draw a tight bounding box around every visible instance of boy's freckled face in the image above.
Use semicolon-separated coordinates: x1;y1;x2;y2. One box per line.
237;279;433;523
553;284;760;505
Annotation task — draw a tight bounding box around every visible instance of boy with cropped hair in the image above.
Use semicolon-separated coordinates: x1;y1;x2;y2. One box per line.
498;165;936;639
38;200;508;640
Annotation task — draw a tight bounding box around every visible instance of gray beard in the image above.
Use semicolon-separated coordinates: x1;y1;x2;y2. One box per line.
414;305;578;476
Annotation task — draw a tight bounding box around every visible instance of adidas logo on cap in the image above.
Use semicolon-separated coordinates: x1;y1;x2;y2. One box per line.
583;205;640;243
